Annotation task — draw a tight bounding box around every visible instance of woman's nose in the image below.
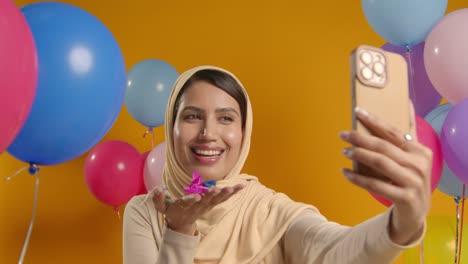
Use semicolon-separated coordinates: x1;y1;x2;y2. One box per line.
200;122;216;139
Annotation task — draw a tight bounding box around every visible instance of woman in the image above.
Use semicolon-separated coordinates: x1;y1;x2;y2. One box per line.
123;65;431;263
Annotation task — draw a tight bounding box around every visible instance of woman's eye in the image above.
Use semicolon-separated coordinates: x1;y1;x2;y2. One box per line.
220;116;234;122
184;114;201;120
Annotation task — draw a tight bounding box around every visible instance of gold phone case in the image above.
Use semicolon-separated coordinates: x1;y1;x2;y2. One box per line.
350;45;411;176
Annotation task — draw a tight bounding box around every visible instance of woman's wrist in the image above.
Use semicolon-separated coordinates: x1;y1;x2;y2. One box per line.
167;221;197;236
388;209;425;245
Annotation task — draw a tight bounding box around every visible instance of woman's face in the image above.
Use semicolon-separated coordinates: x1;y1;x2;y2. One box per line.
173;81;243;182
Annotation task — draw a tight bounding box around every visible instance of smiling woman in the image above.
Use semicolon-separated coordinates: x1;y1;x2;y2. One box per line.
122;65;431;264
173;70;245;182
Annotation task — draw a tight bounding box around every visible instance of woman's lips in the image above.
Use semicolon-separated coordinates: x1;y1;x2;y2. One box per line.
191;148;224;165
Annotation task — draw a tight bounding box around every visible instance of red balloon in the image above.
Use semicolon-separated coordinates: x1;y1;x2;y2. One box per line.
0;0;38;153
371;115;443;207
84;141;144;207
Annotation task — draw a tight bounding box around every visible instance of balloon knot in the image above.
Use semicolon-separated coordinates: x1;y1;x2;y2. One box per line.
28;164;40;176
143;127;154;138
405;45;412;53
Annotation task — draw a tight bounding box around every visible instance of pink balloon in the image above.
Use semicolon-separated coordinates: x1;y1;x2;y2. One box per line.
84;140;144;207
144;142;166;192
425;9;468;105
0;0;38;153
371;116;443;207
417;116;443;192
137;151;150;194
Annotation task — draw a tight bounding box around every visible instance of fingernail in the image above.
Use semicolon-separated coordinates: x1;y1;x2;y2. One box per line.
342;168;354;180
342;148;353;158
339;131;350;141
154;188;162;196
355;107;369;118
181;195;194;201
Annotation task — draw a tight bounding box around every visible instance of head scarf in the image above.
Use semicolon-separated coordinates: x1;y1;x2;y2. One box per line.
159;65;312;263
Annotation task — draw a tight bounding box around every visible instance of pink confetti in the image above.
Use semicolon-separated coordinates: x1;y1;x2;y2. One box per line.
183;170;209;194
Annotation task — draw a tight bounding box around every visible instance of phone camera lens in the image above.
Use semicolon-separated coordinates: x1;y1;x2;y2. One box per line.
361;67;373;80
373;62;385;75
360;52;372;65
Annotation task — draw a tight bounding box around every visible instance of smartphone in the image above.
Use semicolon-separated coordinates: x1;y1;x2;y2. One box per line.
350;45;412;178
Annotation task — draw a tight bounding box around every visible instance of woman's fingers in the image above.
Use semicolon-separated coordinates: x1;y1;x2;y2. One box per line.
176;193;202;209
163;184;246;220
342;168;406;203
343;147;417;187
354;107;418;152
193;184;246;213
152;187;169;214
209;187;234;205
341;129;412;168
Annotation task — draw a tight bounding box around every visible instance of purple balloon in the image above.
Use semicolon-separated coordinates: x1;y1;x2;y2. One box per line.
440;99;468;183
382;42;442;117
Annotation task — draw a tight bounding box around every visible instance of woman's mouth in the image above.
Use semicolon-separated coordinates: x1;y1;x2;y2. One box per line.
191;148;224;164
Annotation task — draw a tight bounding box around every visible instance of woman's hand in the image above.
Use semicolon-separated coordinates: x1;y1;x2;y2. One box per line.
340;106;432;245
152;184;245;236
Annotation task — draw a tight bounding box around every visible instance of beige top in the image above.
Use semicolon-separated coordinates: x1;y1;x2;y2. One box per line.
123;191;423;264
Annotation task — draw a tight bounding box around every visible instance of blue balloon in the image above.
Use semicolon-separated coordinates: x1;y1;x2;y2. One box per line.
7;3;126;165
362;0;447;47
125;59;178;128
425;104;467;197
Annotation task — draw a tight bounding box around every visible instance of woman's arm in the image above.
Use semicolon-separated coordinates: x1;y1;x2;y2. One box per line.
283;208;424;264
123;196;200;264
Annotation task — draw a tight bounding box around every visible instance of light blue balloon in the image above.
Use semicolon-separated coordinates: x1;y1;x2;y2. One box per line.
362;0;447;47
125;59;179;128
425;103;467;197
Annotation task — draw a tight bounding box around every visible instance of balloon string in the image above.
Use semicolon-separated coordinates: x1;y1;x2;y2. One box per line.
458;184;466;264
114;206;121;220
455;196;461;264
4;166;29;181
419;240;424;264
18;166;40;264
405;46;417;108
143;127;155;148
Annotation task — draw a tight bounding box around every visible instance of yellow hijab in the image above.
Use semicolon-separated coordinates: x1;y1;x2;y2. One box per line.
160;65;312;263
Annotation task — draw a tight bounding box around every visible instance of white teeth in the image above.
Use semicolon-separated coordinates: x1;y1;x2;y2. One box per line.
194;149;222;156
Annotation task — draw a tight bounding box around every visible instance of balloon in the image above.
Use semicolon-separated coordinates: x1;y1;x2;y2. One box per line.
7;3;126;165
403;215;468;263
138;151;150;194
426;104;467;197
416;116;443;190
125;59;178;128
0;0;37;154
84;141;143;207
144;142;166;192
381;42;441;117
440;99;468;184
362;0;447;47
425;9;468;105
371;115;443;207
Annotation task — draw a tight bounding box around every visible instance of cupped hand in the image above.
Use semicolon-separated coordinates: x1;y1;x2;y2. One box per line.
152;184;245;235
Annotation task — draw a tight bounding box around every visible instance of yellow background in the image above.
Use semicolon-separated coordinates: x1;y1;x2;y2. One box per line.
1;0;466;263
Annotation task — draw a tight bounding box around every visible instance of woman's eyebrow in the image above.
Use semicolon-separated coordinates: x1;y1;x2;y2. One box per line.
181;106;239;117
216;108;240;117
181;106;204;112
